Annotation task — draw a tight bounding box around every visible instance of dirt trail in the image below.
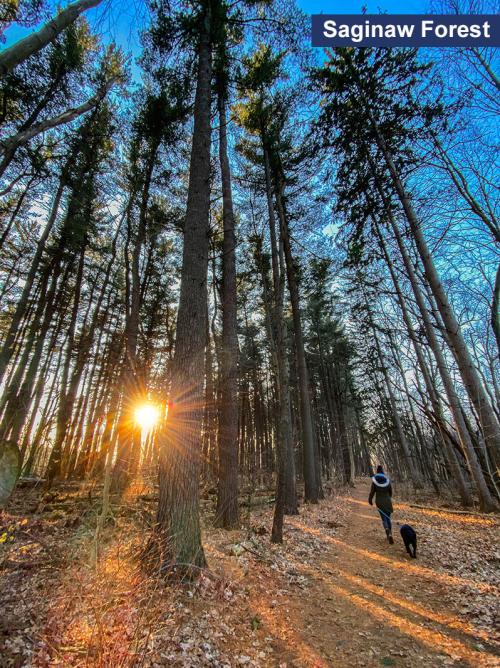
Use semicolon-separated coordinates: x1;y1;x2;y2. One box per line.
251;481;499;668
2;479;499;666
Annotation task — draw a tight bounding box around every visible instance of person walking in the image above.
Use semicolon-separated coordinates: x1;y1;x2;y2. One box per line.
368;465;394;544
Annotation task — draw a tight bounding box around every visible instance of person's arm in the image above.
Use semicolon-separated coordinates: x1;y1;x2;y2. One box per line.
388;483;393;497
368;483;375;505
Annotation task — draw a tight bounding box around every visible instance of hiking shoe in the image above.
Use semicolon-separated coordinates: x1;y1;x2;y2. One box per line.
388;534;394;544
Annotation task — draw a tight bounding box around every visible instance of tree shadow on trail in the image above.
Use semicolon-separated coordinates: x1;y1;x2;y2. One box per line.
279;486;500;667
290;519;497;594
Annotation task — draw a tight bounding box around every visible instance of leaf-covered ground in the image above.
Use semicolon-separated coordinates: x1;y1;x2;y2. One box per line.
1;480;499;667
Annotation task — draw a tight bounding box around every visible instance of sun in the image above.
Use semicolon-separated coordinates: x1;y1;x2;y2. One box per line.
134;403;160;432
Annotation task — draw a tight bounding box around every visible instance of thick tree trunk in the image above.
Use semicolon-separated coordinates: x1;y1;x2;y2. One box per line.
155;11;212;573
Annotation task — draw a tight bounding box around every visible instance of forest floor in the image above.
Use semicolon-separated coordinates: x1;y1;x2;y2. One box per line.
1;479;499;667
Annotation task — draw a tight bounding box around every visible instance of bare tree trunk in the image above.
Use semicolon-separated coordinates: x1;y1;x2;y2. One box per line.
371;125;500;475
0;252;68;441
262;145;297;517
369;310;422;484
374;219;473;506
275;182;318;503
0;0;104;76
214;83;239;529
0;179;64;385
0;175;36;252
23;352;63;475
155;10;212;573
114;149;157;489
0;80;116;161
46;247;85;484
202;313;216;480
492;262;500;359
254;234;297;518
384;206;497;511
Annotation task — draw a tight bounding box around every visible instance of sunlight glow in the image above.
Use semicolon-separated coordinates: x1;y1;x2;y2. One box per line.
134;403;160;432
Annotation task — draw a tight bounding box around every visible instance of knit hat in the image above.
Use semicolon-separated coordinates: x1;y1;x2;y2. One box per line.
372;473;390;488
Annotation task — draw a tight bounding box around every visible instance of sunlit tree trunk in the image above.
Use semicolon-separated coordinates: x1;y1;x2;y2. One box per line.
0;0;103;76
0;80;116;167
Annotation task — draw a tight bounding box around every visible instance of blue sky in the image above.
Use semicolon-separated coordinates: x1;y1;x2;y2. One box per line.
297;1;428;13
2;0;431;53
0;0;436;86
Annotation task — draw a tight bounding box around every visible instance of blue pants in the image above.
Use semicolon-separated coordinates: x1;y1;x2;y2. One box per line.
378;510;392;532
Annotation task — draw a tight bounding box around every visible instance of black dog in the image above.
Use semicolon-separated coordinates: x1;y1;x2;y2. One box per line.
400;524;417;558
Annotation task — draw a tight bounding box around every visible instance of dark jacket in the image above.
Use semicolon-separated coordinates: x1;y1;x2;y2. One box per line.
368;473;393;514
